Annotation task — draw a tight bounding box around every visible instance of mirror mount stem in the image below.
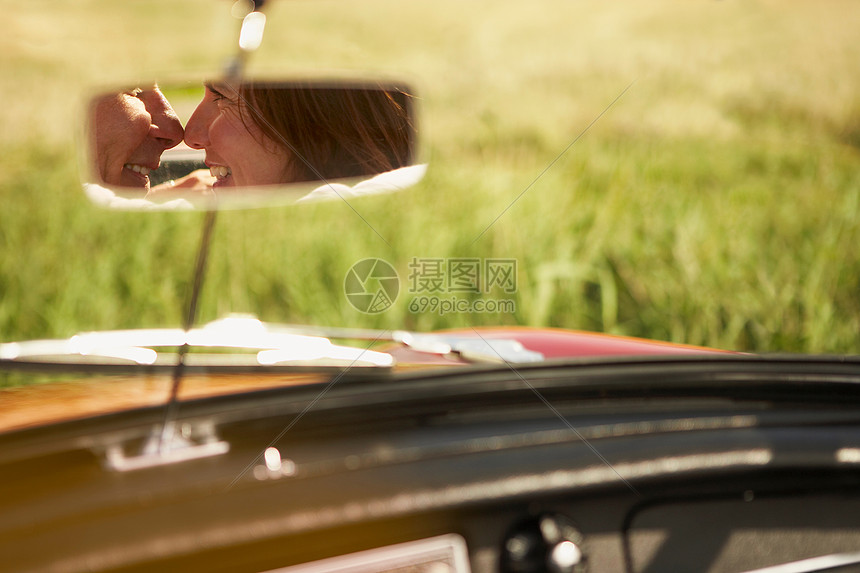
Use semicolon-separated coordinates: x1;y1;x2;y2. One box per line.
158;209;218;453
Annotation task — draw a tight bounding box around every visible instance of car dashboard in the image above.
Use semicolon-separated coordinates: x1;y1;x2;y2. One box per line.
3;357;860;573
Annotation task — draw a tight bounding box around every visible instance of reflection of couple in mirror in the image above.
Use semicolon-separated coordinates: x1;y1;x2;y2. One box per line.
90;81;417;205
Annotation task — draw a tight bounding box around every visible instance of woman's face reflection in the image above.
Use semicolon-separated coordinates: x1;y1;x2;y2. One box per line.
183;84;292;189
93;86;183;189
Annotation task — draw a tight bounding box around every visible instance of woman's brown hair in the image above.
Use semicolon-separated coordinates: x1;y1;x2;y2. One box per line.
239;82;415;183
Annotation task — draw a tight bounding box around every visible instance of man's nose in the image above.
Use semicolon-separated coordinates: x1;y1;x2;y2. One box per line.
152;113;184;150
145;90;184;150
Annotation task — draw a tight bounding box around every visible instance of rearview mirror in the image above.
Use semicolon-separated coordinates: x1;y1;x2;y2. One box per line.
83;79;422;210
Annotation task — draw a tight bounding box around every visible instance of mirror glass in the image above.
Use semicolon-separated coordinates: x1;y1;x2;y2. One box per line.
83;79;422;210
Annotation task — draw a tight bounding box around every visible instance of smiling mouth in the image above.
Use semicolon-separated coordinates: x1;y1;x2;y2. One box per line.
209;165;233;187
120;163;154;188
124;163;151;176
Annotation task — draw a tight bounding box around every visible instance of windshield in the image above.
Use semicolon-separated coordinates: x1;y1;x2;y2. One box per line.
1;0;858;373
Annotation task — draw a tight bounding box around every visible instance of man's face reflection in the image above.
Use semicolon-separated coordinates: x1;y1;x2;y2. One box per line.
93;86;183;189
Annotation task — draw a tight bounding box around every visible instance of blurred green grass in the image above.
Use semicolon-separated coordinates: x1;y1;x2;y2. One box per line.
1;0;859;354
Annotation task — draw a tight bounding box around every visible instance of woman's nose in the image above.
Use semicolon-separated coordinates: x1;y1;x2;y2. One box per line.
183;104;211;150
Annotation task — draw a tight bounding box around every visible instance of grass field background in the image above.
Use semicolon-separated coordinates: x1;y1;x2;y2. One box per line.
1;0;859;356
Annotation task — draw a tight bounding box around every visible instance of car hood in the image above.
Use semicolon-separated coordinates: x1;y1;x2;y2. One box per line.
0;325;729;433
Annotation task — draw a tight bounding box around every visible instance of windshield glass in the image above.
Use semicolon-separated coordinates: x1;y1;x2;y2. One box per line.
1;0;858;382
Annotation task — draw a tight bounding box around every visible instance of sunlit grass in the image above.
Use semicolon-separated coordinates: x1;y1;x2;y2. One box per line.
1;0;859;358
